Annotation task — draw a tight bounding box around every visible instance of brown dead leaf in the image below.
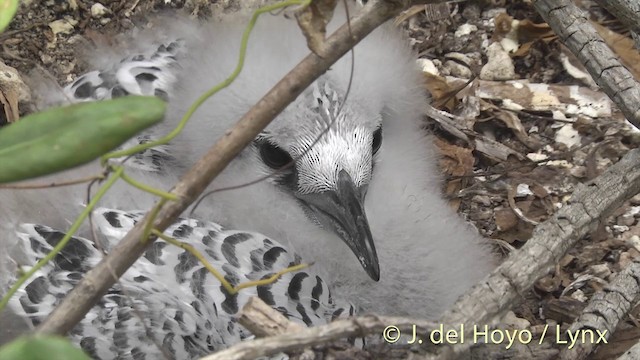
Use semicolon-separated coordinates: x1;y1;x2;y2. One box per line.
591;327;640;360
535;275;561;294
0;91;17;124
0;60;30;124
423;72;460;111
394;5;426;25
517;19;556;44
511;41;534;58
559;254;575;267
434;137;475;178
576;244;610;269
492;13;513;40
519;198;552;221
493;199;536;243
491;13;555;57
592;21;640;80
495;207;518;232
481;99;539;150
530;183;549;198
515;198;533;213
511;19;556;57
295;0;337;56
434;137;475;209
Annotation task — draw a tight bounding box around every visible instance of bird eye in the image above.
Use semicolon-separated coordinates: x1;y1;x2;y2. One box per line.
259;141;293;169
372;127;382;154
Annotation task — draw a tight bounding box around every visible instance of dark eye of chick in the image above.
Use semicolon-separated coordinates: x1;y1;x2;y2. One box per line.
372;127;382;154
259;141;293;169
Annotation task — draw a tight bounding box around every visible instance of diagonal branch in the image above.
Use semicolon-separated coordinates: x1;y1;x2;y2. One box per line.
559;257;640;360
34;0;414;336
532;0;640;130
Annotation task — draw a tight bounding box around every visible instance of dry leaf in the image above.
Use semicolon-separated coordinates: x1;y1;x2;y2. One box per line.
434;137;475;178
0;91;16;125
0;60;30;124
495;207;518;232
592;21;640;80
516;19;556;44
434;137;475;209
481;99;538;150
492;13;514;43
475;79;612;118
423;72;460;111
295;0;337;55
510;19;556;57
394;4;426;25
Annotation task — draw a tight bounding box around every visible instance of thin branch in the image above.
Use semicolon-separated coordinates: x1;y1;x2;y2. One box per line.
0;174;104;189
152;229;309;295
202;312;437;360
34;0;414;336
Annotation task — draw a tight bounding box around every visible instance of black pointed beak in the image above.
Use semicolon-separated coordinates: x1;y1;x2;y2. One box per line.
297;170;380;281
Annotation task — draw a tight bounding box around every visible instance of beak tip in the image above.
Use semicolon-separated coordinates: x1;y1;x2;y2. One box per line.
367;263;380;282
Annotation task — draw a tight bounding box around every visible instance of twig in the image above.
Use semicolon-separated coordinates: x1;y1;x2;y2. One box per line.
0;174;104;189
237;297;315;359
152;229;309;295
238;297;307;337
202;313;438;360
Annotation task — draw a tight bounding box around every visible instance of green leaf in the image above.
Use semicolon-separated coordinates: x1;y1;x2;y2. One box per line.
0;0;19;33
0;96;166;183
0;336;91;360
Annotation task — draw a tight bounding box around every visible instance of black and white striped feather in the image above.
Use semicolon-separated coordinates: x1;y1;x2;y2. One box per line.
63;41;183;173
10;208;355;359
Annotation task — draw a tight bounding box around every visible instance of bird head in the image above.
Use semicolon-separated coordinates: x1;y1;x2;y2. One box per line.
253;79;382;281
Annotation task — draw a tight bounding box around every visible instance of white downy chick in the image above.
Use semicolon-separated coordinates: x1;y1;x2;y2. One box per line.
0;5;495;358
